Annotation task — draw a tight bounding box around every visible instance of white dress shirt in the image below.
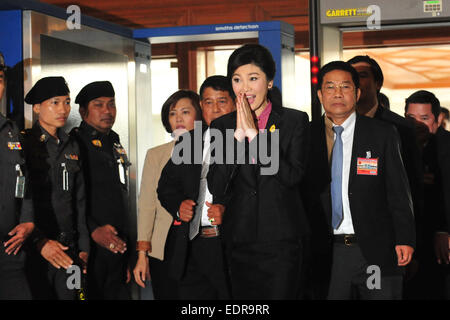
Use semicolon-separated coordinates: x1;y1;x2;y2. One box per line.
333;111;356;235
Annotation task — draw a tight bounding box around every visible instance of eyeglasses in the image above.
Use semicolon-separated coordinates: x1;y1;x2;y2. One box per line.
322;83;354;94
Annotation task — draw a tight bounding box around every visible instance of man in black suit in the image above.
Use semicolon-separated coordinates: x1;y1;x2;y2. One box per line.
404;90;450;299
347;56;423;242
157;75;235;299
308;61;415;300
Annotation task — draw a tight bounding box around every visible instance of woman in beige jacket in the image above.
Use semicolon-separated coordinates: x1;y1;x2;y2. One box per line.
133;90;202;299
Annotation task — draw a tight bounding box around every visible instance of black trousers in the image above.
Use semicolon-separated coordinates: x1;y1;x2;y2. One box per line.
87;244;130;300
148;226;180;300
0;249;32;300
178;236;231;300
404;254;450;300
227;239;303;300
25;248;77;300
327;242;403;300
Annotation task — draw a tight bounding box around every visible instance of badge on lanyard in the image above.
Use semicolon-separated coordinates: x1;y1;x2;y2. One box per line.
117;158;126;185
8;142;22;150
92;139;102;147
15;164;25;198
61;163;69;191
357;151;378;176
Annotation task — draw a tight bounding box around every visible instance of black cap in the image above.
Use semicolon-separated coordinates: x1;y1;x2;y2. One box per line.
75;81;115;107
25;76;70;104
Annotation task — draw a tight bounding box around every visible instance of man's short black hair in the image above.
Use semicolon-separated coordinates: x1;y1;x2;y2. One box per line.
347;55;384;92
317;61;360;91
199;75;233;100
405;90;441;122
441;107;449;120
378;92;390;110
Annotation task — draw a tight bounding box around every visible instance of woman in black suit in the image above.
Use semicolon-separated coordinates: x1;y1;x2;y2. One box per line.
207;44;310;299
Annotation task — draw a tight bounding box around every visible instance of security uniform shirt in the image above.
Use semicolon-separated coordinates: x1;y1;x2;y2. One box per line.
0;114;33;241
23;122;89;252
71;121;130;239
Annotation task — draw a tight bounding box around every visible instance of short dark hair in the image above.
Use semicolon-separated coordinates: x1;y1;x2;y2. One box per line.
441;107;449;120
317;61;360;91
378;92;390;110
405;90;441;122
160;89;202;133
199;75;233;100
347;55;384;92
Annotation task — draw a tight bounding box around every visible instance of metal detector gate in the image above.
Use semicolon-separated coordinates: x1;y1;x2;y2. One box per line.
0;1;154;286
309;0;450;120
134;21;297;109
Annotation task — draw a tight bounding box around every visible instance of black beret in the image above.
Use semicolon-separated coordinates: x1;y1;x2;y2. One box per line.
25;76;70;104
75;81;115;107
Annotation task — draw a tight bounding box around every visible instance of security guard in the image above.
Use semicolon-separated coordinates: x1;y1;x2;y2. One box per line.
0;52;35;300
23;77;89;300
71;81;131;300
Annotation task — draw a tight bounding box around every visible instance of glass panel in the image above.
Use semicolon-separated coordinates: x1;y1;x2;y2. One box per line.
40;35;129;154
295;52;312;119
150;58;179;146
197;48;235;90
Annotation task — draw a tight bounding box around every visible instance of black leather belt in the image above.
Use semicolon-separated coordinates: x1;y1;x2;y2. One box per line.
334;234;357;246
200;226;219;238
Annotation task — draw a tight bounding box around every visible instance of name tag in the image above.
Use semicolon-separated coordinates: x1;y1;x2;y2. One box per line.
357;157;378;175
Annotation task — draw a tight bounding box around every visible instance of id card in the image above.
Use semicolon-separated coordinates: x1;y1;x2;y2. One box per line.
357;157;378;175
15;176;25;198
62;163;69;191
117;159;126;184
15;164;25;198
